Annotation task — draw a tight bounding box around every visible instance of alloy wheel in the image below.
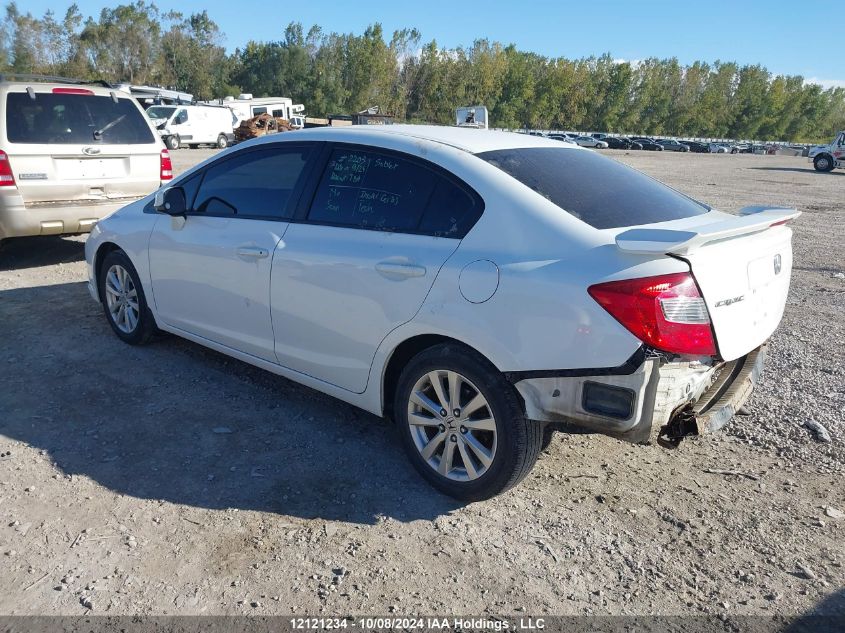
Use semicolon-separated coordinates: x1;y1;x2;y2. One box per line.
104;264;139;334
406;370;497;481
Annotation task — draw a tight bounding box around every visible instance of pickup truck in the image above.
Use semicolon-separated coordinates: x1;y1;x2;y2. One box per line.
808;131;845;172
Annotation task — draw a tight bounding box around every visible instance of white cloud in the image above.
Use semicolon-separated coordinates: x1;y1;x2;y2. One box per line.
613;58;642;68
804;77;845;90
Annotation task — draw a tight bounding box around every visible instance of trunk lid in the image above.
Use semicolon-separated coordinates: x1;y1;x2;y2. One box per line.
615;208;799;361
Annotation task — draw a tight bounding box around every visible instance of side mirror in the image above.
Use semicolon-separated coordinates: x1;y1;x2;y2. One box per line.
154;186;187;216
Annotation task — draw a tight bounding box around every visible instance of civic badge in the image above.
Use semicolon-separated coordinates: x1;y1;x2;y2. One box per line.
82;146;101;156
773;254;782;275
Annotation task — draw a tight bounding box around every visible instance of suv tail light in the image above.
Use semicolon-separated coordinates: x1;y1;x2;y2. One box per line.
160;149;173;181
0;150;16;187
588;272;717;356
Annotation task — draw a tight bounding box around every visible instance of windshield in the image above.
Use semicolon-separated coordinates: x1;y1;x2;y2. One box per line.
146;106;176;120
7;93;156;145
477;147;709;229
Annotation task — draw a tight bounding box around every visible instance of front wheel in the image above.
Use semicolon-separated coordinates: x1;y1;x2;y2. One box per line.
165;135;180;150
394;344;542;501
98;250;157;345
814;154;834;172
217;134;228;149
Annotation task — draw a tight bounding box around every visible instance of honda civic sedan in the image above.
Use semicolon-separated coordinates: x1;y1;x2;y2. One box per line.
85;126;798;500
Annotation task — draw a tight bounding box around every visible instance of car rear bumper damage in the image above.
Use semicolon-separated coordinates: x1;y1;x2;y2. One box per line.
511;345;767;446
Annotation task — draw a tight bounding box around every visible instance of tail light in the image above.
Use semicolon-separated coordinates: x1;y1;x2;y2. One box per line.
160;149;173;181
0;150;16;187
588;272;717;356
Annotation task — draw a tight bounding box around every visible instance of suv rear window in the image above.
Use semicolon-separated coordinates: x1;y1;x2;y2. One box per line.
7;92;156;145
478;147;708;229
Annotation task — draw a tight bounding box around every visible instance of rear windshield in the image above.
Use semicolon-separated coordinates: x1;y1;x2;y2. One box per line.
477;147;708;229
6;92;156;145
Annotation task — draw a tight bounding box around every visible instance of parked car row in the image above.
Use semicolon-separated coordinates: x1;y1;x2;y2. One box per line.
532;130;770;155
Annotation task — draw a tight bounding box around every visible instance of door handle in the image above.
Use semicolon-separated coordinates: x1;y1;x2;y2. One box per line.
375;261;427;279
237;246;269;259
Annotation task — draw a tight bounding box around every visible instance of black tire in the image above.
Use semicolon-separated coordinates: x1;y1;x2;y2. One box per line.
217;134;228;149
165;135;180;150
393;343;542;501
98;249;157;345
813;154;834;172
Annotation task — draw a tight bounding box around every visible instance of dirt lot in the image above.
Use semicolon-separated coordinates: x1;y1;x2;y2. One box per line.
0;147;843;621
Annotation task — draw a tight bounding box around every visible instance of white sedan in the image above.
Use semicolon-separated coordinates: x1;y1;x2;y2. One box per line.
574;135;609;148
85;126;798;500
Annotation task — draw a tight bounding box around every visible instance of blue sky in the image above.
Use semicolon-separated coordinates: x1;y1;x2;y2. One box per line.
25;0;845;88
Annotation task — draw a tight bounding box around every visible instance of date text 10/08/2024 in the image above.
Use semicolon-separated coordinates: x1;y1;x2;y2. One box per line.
290;617;546;630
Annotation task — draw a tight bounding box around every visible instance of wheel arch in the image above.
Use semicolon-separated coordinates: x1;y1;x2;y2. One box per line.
93;241;123;299
814;152;834;171
380;334;524;420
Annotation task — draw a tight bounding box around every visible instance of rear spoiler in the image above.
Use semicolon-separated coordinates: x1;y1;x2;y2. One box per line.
614;207;801;255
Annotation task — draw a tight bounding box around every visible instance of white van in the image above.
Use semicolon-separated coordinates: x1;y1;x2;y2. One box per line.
146;105;236;150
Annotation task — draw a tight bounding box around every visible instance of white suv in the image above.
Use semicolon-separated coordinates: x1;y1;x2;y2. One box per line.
0;75;171;242
85;126;798;500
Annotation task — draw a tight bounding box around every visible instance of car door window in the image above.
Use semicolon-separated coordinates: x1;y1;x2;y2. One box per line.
192;146;312;219
307;147;483;237
308;148;438;232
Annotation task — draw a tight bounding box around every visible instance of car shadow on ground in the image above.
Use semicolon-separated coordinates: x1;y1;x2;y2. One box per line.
0;236;86;271
783;588;845;632
0;281;460;524
749;166;844;176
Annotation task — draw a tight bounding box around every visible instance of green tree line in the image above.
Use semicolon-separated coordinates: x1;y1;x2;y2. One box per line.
4;1;845;142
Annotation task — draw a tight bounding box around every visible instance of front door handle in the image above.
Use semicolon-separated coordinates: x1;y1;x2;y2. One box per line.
237;246;269;259
375;261;427;279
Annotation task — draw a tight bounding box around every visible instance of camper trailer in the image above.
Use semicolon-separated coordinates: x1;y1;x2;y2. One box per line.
202;94;305;126
113;83;193;108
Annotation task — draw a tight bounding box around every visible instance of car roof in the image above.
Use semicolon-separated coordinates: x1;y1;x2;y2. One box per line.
256;124;584;155
0;80;133;98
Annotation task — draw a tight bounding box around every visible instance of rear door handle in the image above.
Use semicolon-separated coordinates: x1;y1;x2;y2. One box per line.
237;246;269;259
375;262;427;279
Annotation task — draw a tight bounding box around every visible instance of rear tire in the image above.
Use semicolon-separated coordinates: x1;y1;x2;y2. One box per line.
217;134;228;149
394;343;542;501
814;154;834;172
98;250;156;346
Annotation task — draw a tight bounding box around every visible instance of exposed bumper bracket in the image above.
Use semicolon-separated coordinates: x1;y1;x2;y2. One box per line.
657;345;767;447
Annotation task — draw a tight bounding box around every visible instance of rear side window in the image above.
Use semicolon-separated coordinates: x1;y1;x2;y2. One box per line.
6;93;155;145
478;147;708;229
308;147;482;237
192;146;311;219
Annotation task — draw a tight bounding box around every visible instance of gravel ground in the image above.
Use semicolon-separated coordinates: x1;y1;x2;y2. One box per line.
0;147;843;620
